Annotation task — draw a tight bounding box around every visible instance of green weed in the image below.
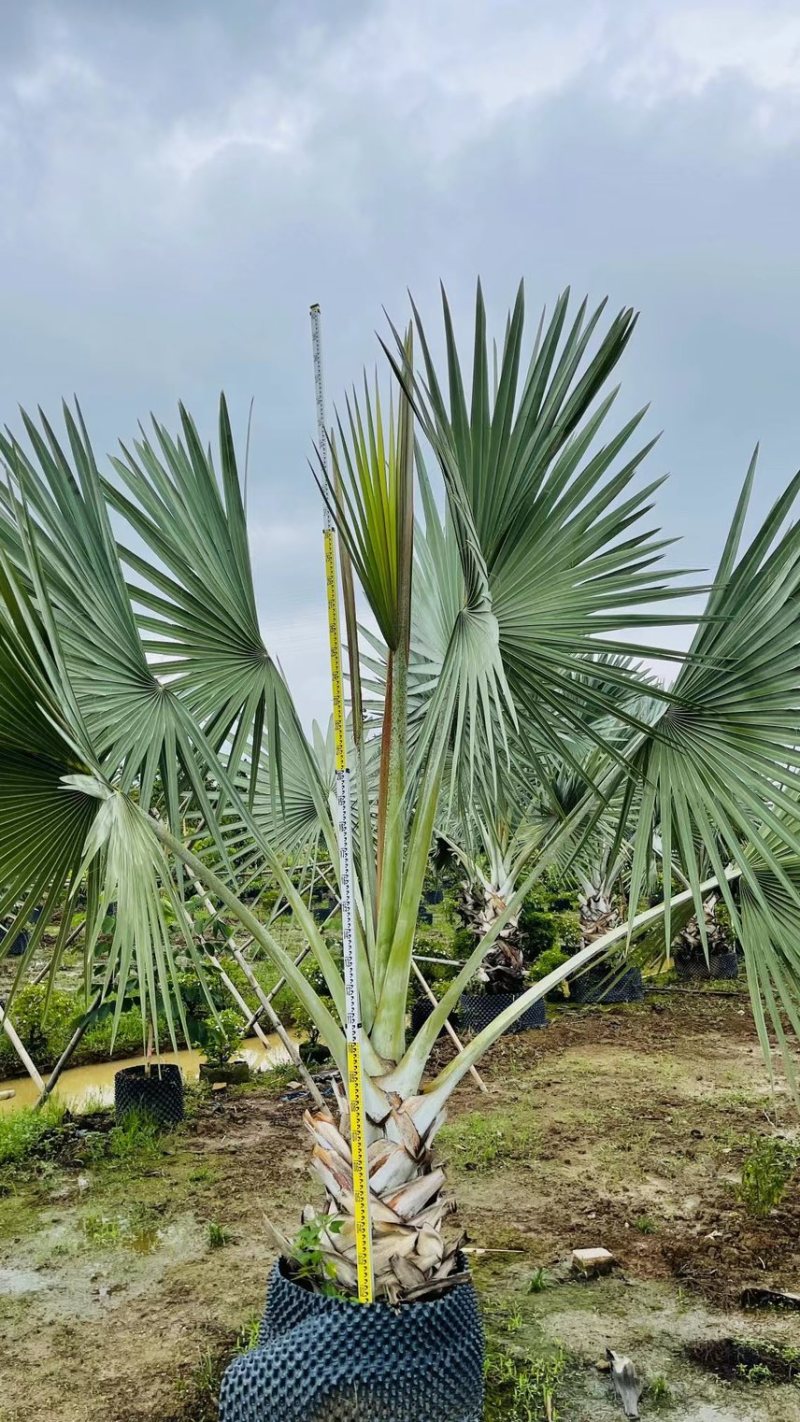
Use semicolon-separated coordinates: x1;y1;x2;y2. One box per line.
207;1220;230;1249
739;1135;799;1216
82;1213;122;1246
634;1215;658;1234
528;1268;551;1293
485;1346;567;1421
646;1374;673;1407
106;1109;163;1165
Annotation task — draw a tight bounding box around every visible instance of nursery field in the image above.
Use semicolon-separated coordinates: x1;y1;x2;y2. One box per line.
1;991;798;1422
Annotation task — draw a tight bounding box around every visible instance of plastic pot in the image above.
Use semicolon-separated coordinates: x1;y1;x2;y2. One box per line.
199;1060;251;1085
114;1064;184;1126
220;1257;484;1422
424;888;444;905
459;990;546;1034
675;951;739;981
418;908;433;926
570;965;644;1005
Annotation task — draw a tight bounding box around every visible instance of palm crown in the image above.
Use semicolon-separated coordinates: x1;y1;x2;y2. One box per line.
2;281;800;1299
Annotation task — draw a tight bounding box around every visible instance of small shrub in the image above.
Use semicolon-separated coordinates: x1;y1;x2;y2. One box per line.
198;1009;245;1067
739;1136;799;1216
527;947;570;984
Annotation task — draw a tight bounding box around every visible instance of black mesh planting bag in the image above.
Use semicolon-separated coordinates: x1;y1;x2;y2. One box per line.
114;1064;184;1126
219;1258;485;1422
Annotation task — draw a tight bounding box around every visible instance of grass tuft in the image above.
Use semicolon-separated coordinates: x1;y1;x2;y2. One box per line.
0;1100;65;1166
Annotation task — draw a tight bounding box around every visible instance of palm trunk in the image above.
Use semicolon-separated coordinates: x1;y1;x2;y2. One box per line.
460;878;525;992
299;1091;464;1305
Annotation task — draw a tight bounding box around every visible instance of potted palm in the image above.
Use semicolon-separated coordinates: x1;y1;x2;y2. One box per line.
2;283;800;1420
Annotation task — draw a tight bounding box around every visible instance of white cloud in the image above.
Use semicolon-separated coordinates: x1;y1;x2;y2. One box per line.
611;3;800;137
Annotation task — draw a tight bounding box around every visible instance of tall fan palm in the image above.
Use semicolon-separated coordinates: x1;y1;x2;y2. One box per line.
2;283;800;1302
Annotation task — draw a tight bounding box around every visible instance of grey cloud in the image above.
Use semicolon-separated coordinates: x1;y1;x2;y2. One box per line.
1;0;799;721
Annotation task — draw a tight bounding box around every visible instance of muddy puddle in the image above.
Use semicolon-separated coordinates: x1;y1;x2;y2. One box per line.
0;1032;295;1113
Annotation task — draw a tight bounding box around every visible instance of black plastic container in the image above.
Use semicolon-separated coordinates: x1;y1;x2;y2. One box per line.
424;888;444;905
114;1064;184;1126
570;965;644;1005
0;927;29;958
418;908;433;926
675;951;739;981
459;991;546;1034
220;1257;484;1422
410;996;459;1037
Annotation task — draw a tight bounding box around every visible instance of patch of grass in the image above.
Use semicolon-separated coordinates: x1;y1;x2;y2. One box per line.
189;1166;217;1183
207;1220;230;1249
0;1100;65;1167
253;1062;300;1095
106;1109;163;1165
634;1215;658;1234
646;1374;673;1407
440;1111;539;1173
82;1212;123;1246
234;1316;260;1353
485;1346;567;1421
739;1135;799;1216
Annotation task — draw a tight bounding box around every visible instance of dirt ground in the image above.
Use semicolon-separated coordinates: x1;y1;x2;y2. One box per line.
1;991;799;1421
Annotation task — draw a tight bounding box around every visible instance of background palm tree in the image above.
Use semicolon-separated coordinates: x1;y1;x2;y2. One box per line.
2;282;800;1299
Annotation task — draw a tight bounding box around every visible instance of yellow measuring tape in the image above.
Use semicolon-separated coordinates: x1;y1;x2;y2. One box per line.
312;305;374;1304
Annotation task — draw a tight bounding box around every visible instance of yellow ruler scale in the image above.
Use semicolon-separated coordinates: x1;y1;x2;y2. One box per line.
310;303;374;1304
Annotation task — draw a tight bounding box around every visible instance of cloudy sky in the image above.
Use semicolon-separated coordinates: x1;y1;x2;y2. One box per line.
2;0;800;722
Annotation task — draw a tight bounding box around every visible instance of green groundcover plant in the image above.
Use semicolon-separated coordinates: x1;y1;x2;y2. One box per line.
2;282;800;1300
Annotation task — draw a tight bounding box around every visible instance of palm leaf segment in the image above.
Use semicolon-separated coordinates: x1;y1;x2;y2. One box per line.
625;454;800;1056
392;282;693;769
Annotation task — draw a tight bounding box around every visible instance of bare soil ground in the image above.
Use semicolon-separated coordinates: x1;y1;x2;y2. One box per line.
1;992;798;1421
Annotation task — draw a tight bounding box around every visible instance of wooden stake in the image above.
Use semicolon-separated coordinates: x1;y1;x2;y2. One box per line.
0;1002;45;1092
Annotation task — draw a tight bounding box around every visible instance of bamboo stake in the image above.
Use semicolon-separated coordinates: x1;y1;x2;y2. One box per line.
244;944;311;1033
227;945;325;1109
0;1003;45;1092
37;992;101;1105
206;950;294;1056
184;868;325;1109
411;961;487;1094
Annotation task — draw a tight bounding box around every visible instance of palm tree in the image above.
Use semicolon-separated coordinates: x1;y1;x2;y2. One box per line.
2;283;800;1304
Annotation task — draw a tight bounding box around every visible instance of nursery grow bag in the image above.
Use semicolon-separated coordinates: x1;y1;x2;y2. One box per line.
220;1257;484;1422
675;951;739;981
424;888;444;905
199;1060;250;1085
570;965;644;1005
114;1064;184;1126
459;991;546;1034
410;996;459;1037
